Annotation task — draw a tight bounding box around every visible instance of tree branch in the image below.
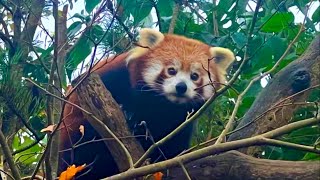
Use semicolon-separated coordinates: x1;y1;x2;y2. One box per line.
0;130;21;180
76;73;145;170
105;116;320;179
0;0;13;14
260;137;319;154
215;18;306;144
0;32;15;51
168;1;180;34
228;32;320;150
212;0;219;36
167;151;319;180
44;2;68;179
20;0;45;49
25;76;142;171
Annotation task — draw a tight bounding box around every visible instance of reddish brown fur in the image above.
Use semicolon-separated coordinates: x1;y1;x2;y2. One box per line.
59;33;227;179
92;53;129;75
128;34;221;88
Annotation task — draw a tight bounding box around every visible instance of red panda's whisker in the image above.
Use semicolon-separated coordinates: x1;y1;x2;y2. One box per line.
195;93;206;103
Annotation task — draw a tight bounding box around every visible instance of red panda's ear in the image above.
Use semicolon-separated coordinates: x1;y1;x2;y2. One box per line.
209;47;235;70
127;28;164;63
139;28;164;48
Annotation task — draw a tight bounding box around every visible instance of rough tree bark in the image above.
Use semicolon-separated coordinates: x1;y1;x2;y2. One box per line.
228;35;320;154
166;151;320;180
76;74;145;172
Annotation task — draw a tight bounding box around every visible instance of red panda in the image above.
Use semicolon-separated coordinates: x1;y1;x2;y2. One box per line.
58;28;235;179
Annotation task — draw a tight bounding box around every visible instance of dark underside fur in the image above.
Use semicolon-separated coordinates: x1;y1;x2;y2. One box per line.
60;65;202;180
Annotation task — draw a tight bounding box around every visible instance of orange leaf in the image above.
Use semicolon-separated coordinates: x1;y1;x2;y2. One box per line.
153;172;163;180
59;164;86;180
79;125;85;136
40;125;56;133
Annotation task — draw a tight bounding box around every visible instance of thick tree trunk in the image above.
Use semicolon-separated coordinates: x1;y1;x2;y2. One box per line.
228;35;320;155
166;151;320;180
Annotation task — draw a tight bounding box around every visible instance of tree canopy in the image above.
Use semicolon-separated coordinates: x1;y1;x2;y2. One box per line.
0;0;319;179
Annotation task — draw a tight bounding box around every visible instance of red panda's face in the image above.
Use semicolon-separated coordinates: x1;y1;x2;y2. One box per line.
142;59;218;104
127;29;235;104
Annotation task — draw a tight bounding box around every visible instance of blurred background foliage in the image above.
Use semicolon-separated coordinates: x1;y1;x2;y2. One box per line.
0;0;319;175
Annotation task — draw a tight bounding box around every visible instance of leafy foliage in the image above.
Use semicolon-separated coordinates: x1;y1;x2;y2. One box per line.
0;0;319;178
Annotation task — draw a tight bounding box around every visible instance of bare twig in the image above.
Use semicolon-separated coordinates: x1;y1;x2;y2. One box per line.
21;175;44;180
105;116;320;179
134;110;195;167
0;130;21;180
178;161;191;180
25;78;134;169
0;169;15;180
183;85;319;154
260;137;319;154
2;96;41;141
44;2;68;179
149;0;162;31
12;135;45;156
59;135;147;153
186;3;207;22
0;0;13;14
215;2;306;144
0;31;15;50
0;14;10;36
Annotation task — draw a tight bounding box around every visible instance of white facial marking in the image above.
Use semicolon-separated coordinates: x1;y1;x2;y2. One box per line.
143;60;216;104
163;71;197;104
143;61;163;88
202;75;215;99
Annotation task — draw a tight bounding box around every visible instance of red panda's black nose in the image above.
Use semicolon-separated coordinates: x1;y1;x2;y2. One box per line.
176;82;187;95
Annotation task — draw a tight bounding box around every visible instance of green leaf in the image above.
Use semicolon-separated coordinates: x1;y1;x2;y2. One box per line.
89;25;104;42
302;153;320;161
71;13;87;21
122;0;153;24
157;0;174;17
312;6;320;23
13;135;42;165
67;37;92;67
67;21;82;38
250;35;286;70
85;0;101;14
261;12;294;33
267;35;287;60
231;32;247;49
250;45;272;69
66;33;94;79
307;88;320;102
237;96;255;116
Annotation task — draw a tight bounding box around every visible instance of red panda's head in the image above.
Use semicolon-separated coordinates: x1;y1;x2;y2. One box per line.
126;29;235;104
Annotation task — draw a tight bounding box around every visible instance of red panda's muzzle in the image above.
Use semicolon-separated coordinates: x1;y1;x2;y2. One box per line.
175;81;188;96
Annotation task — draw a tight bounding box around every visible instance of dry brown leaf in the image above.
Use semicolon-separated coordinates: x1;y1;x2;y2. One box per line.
40;125;56;133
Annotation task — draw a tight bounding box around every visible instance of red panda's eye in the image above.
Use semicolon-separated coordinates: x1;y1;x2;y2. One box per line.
191;73;199;81
168;67;177;75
